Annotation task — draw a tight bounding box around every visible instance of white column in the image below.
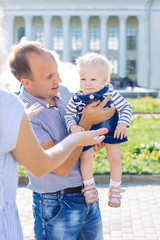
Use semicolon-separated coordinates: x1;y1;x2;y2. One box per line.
137;15;147;87
44;15;52;50
62;15;70;62
100;15;108;56
4;15;14;49
81;15;89;55
119;15;127;78
24;16;32;41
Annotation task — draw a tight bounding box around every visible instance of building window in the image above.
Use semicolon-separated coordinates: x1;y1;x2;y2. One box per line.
17;27;25;42
110;59;118;74
108;26;118;50
35;26;44;45
53;26;63;51
89;26;100;51
127;60;136;74
127;26;136;50
71;26;82;50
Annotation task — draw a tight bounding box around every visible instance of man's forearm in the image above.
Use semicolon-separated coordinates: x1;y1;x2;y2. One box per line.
41;137;82;177
53;146;83;176
78;112;92;131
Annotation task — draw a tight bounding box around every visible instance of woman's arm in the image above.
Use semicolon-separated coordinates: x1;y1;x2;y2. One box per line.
12;113;106;178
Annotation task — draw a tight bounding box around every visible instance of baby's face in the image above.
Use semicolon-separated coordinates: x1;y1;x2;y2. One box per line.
80;69;105;94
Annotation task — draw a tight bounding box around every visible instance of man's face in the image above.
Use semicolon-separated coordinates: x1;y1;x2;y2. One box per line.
25;51;62;102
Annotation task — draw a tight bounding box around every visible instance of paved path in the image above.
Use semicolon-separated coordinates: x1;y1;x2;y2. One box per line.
17;183;160;240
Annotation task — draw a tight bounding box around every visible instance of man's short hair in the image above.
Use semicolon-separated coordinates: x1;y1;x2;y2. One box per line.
9;41;45;81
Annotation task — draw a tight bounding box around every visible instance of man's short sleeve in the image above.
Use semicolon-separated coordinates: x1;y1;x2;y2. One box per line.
30;120;51;144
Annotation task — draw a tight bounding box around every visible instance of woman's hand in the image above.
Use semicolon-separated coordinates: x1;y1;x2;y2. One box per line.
74;128;109;146
25;102;44;119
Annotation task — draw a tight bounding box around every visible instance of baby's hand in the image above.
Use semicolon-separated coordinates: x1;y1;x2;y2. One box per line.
114;123;127;139
70;125;85;134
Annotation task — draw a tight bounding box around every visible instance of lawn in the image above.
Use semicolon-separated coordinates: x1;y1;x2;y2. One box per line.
126;96;160;113
93;116;160;175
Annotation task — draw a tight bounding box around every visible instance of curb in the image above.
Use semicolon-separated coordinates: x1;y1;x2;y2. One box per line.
94;174;160;184
18;176;29;186
18;174;160;186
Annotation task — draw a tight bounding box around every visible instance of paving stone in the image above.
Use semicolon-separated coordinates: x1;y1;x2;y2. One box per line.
17;183;160;239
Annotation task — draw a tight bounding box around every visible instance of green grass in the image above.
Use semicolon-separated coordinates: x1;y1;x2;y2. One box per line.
93;117;160;175
19;164;28;178
126;96;160;113
126;117;160;145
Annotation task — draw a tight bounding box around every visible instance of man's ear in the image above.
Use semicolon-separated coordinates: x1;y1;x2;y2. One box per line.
21;78;30;88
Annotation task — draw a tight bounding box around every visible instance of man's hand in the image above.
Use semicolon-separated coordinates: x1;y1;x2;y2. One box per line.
79;95;116;130
93;142;105;152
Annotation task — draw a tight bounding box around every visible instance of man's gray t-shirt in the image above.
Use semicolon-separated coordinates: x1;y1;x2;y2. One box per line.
19;85;82;193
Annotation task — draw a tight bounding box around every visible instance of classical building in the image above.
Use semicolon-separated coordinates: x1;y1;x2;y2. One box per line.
0;0;160;89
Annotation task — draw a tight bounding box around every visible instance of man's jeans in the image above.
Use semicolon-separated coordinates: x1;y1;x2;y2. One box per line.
33;191;104;240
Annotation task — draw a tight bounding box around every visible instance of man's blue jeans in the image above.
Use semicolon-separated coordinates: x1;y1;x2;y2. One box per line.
32;191;104;240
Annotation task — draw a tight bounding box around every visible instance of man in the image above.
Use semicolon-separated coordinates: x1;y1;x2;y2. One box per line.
9;41;115;240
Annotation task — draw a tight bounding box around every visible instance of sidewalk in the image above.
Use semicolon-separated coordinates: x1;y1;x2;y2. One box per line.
17;183;160;240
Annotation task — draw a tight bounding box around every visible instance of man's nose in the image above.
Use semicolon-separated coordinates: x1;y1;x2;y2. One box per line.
54;74;62;84
57;76;62;83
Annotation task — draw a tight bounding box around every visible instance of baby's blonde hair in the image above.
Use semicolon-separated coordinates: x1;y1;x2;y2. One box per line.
76;52;112;84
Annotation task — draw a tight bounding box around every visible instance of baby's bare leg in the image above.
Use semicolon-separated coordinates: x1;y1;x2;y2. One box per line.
105;143;122;182
80;147;95;181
